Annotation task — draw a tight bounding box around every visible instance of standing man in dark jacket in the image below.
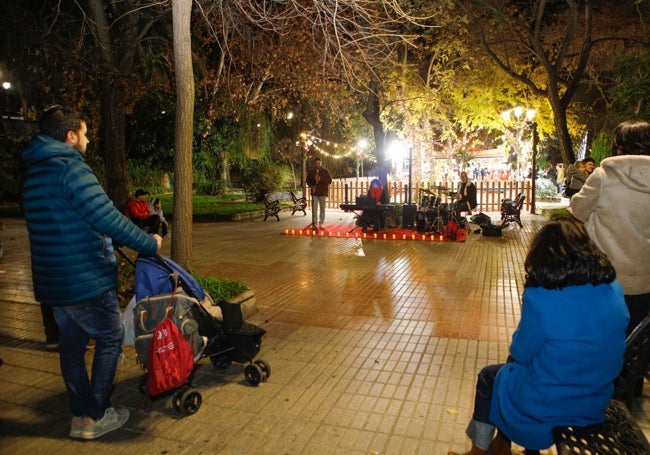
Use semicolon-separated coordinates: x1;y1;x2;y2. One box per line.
305;157;333;229
22;106;162;440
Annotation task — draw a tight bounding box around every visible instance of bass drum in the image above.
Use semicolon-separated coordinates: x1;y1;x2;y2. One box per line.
415;211;427;233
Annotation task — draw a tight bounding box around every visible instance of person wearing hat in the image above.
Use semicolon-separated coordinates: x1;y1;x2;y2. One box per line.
126;188;161;235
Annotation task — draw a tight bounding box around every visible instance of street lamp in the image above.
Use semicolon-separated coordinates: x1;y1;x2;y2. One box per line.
2;82;11;117
530;121;539;214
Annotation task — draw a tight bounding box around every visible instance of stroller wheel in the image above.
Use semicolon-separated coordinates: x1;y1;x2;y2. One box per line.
254;359;271;381
172;391;183;412
210;356;232;370
244;363;263;386
174;389;202;415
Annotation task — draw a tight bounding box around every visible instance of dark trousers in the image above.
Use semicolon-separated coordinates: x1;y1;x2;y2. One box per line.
473;363;504;423
40;303;59;340
472;364;540;454
132;215;162;236
625;293;650;396
624;293;650;337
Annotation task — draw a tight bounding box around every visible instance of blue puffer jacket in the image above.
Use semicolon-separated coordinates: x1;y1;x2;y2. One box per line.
22;134;158;305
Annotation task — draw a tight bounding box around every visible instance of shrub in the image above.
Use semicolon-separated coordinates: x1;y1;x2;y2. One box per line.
535;178;559;199
115;251;248;307
192;274;248;301
239;161;285;202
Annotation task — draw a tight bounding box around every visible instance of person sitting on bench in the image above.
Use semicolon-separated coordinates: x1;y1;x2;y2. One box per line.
126;189;162;236
448;216;628;455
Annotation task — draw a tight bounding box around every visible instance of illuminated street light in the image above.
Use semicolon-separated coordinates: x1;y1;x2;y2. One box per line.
388;139;414;204
2;81;11;117
356;139;369;179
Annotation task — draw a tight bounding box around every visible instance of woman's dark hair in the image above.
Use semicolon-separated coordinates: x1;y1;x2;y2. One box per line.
38;106;85;143
524;216;616;289
611;120;650;156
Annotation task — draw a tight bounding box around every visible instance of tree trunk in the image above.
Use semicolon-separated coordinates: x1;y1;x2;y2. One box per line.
171;0;195;268
101;83;130;211
363;75;388;185
547;83;576;165
88;0;130;209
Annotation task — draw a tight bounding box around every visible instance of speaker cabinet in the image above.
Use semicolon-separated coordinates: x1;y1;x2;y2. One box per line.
402;204;417;229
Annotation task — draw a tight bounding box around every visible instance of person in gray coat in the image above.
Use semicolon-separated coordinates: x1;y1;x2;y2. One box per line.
570;119;650;336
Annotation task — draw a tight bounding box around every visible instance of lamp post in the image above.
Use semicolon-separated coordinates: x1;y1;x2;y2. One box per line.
357;139;368;181
2;81;11;117
530;121;539;214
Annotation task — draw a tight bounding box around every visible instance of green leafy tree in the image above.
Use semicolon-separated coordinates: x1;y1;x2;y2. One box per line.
457;0;649;165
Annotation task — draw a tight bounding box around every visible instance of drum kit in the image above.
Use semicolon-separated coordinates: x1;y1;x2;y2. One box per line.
415;186;463;234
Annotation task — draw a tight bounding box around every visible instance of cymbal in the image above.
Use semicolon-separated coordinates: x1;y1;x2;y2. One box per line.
432;186;449;191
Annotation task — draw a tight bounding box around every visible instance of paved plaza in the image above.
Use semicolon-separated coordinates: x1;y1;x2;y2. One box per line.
0;211;648;454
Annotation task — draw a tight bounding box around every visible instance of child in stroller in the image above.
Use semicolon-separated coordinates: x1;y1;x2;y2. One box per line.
130;253;270;415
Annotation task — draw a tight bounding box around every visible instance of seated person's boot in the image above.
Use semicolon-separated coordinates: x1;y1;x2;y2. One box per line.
487;432;512;455
448;448;487;455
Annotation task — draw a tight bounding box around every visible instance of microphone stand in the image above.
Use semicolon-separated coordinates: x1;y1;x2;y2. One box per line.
309;169;320;231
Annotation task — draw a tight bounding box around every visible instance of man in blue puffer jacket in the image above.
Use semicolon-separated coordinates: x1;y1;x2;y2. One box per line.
22;106;162;440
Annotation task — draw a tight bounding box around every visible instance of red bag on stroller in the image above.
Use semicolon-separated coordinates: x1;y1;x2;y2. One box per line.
147;317;194;397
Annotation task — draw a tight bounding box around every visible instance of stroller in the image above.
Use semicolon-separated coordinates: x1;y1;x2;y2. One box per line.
129;252;270;416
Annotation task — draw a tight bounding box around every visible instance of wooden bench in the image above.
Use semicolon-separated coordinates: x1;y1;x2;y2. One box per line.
263;191;307;221
552;317;650;454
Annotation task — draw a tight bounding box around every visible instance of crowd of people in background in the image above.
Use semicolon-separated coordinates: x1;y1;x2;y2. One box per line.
425;156;598;201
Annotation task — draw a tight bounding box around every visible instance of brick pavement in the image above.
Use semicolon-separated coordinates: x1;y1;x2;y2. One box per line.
0;212;647;455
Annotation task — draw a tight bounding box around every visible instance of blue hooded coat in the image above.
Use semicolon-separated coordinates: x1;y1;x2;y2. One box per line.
22;134;158;305
489;282;629;450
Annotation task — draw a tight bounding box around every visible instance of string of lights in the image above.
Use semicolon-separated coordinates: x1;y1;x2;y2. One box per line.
299;132;375;162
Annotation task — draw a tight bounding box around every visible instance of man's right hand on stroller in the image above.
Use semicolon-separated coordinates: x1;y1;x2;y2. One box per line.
153;233;163;251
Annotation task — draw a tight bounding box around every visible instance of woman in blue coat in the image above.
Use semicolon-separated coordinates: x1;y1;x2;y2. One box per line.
449;216;629;455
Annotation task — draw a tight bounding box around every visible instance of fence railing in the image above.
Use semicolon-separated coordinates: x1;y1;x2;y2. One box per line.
300;179;533;213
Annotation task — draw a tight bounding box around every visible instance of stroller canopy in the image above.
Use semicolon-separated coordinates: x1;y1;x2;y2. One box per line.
134;254;206;302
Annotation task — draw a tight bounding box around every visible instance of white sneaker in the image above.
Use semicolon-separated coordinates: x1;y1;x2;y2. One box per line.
69;416;84;439
81;406;129;440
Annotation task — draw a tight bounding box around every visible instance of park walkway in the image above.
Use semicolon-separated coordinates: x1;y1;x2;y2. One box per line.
0;210;647;454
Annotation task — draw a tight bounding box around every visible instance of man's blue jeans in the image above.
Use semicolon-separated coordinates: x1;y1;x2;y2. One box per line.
51;289;123;420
